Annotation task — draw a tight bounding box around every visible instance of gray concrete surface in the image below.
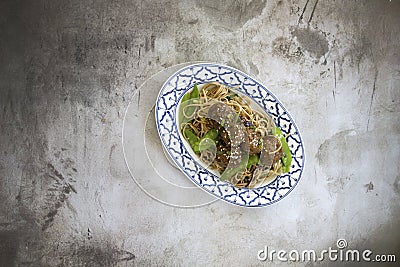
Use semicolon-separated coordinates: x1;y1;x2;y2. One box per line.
1;0;399;266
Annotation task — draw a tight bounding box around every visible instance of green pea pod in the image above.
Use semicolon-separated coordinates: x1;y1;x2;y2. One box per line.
220;168;237;181
198;129;219;152
179;84;200;126
179;91;192;125
191;84;199;98
273;126;292;173
203;129;218;140
220;156;248;181
246;154;259;169
186;84;199;118
184;128;200;154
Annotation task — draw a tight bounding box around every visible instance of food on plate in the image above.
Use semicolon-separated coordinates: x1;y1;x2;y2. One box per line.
179;82;292;188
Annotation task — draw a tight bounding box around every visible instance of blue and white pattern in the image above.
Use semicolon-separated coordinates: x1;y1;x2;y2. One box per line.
155;63;305;207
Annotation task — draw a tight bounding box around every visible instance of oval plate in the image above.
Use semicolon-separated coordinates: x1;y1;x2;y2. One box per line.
155;63;305;207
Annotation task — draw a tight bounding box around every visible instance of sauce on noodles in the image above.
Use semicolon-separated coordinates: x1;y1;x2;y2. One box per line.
179;82;291;188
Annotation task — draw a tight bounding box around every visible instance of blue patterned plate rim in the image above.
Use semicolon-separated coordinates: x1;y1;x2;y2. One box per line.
155;63;305;207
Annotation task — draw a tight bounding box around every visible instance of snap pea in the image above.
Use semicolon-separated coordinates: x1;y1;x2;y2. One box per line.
186;84;199;118
246;154;259;169
179;84;199;125
202;129;218;141
272;126;292;173
184;128;200;154
179;92;192;125
220;155;249;181
181;90;192;102
198;129;219;152
191;84;199;98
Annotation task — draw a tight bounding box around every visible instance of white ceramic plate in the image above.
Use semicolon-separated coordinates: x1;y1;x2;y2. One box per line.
155;63;305;207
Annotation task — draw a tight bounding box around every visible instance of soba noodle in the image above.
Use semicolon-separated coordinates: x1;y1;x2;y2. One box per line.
179;82;288;188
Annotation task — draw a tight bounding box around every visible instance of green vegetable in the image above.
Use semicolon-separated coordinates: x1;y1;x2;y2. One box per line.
186;84;199;118
226;93;238;100
191;84;199;98
220;155;249;181
198;129;219;152
179;84;200;125
202;129;218;140
273;126;292;173
246;154;259;169
179;92;192;125
181;90;192;103
184;128;200;153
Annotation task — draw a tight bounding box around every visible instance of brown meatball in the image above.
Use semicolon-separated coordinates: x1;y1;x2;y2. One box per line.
215;146;229;169
214;146;242;169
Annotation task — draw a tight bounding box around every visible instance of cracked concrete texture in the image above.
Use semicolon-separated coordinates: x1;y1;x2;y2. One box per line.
0;0;399;266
